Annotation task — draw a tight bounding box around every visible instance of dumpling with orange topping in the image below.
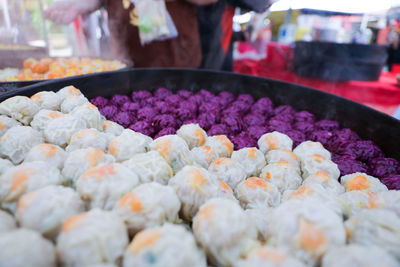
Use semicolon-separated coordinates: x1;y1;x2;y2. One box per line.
266;149;300;172
16;185;84;239
293;141;331;161
123;151;173;184
113;182;180;235
258;132;293;154
208;157;246;188
30;109;66;132
237;246;306;267
191;145;218;169
375;190;400;217
66;128;109;152
300;154;340;180
56;85;83;101
322;244;399;267
341;173;388;193
266;199;346;265
345;209;400;259
60;94;89;113
102;120;124;136
0;158;13;176
260;161;302;192
0;96;39;125
43;114;86;147
176;124;207;149
62;148;115;185
193;198;258;266
168;166;228;221
235;177;280;209
245;207;272;240
0;115;21;137
123;223;206;267
57;209;128;266
150;135;193;173
108;129;152;162
0;229;56;267
0;126;44;164
204;135;234;158
76;163;139;210
0;210;16;232
24;143;66;170
338;190;381;218
0;161;62;212
231;148;266;177
70;102;103;130
302;171;344;194
30;91;62;111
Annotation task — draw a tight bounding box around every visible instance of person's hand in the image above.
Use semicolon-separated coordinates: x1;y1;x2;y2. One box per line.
44;0;101;24
185;0;218;6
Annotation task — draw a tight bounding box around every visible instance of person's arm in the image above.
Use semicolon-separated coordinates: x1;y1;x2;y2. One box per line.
227;0;272;12
44;0;102;24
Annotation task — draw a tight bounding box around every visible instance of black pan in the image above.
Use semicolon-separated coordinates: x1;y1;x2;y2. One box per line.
1;68;399;160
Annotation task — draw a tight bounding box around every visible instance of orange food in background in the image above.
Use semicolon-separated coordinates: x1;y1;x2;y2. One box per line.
1;57;126;82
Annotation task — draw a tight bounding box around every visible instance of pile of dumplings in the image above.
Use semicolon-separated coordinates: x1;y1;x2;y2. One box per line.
0;86;399;267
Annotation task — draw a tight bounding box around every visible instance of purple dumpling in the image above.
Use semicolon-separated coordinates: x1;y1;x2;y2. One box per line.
198;89;215;100
131;90;152;102
99;105;118;120
121;102;140;114
154;127;176;139
198;112;220;129
285;130;306;148
218;91;236;103
222;106;244;117
274;105;296;116
243;114;267;127
308;130;333;146
188;94;204;106
165;94;183;107
137;107;158;121
209;96;230;109
177;89;193;99
207;124;229;136
231;134;256;150
237;94;254;105
270;113;294;123
230;100;251;113
154;101;174;114
141;96;158;107
110;94;130;107
221;116;244;134
247;125;268;140
315;119;340;131
380;174;400;190
199;103;220;114
113;111;134;128
333;155;368;176
175;108;195;122
268;119;292;133
153;114;178;131
294;111;315;123
332;128;360;141
343;140;384;162
129;121;155;136
179;101;197;113
154;88;173;99
90;96;109;109
293;121;315;134
368;157;400;177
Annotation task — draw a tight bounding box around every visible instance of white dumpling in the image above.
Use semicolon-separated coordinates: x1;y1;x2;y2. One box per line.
193;198;258;266
340;173;388;193
204;135;234;158
300;154;340;180
43;114;86;147
70;102;103;130
293;141;331;161
235;177;280;209
345;209;400;259
231;147;266;177
24;143;67;170
102;120;124;136
150;135;193;173
176;123;207;149
0;115;21;137
376;190;400;217
16;185;84;239
266;199;346;265
245;207;272;241
208;157;246;189
0;158;13;176
56;85;83;101
30;109;66;132
265;149;300;172
191;145;218;169
62;148;115;185
77;163;139;210
337;190;378;218
66;128;109;152
302;170;344;195
113;182;180;235
123;223;206;267
0;229;56;267
0;96;39;125
123;151;173;185
57;209;128;266
0;126;44;164
60;94;89;113
0;210;16;233
260;161;302;192
30;91;62;110
258;132;293;154
108;129;152;162
237;246;306;267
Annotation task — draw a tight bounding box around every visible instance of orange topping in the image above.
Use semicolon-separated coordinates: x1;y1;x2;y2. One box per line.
290;186;313;200
0;120;4;130
38;144;58;157
48;111;64;119
197;204;216;221
129;230;161;252
219;180;232;192
213;157;232;166
265;171;271;180
118;192;142;211
367;191;383;209
103;121;111;131
62;212;88;232
30;93;42;103
108;139;119;156
17;191;37;211
282;149;298;160
314;171;330;183
311;154;326;163
255;248;286;263
248;148;257;158
264;135;279;150
82;164;116;181
75;129;96;139
86;148;104;167
346;175;371;191
156;138;172;160
189;169;207;189
194;129;206;145
297;218;327;252
277;161;289;167
201;145;213;161
245;177;268;189
11;168;36;191
67;86;80;96
216;135;233;154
